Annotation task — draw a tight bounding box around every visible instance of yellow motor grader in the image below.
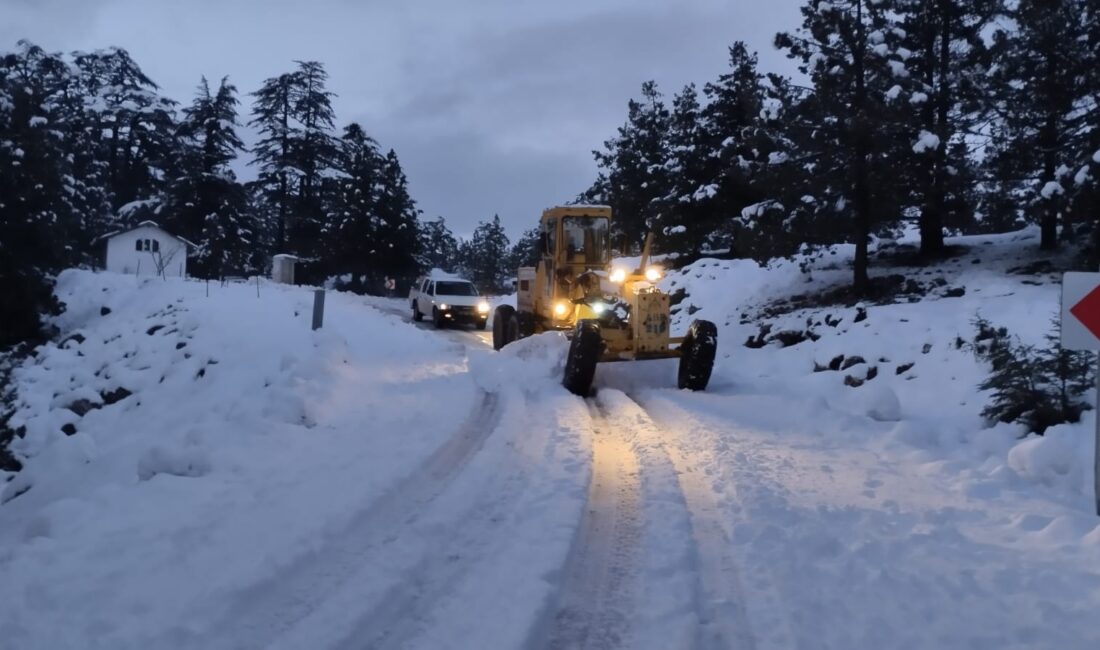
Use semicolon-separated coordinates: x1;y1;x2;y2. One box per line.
492;205;718;396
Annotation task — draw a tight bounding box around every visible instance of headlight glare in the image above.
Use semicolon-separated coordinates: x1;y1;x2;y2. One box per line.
477;301;490;313
554;301;569;317
609;268;627;283
644;266;662;282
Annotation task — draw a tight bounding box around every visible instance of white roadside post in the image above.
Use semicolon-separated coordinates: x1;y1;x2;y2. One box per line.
1061;272;1100;516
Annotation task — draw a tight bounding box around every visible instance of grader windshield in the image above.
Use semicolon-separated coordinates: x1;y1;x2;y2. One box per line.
562;216;610;265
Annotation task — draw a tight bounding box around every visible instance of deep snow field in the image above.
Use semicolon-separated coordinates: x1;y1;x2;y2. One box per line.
1;226;1099;649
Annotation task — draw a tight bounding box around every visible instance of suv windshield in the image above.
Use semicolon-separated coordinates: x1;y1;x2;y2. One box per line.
562;216;610;264
435;281;479;296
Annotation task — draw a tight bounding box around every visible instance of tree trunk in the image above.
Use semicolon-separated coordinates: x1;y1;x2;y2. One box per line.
919;5;946;258
853;141;871;295
1039;134;1058;250
278;173;287;251
1040;203;1058;250
851;0;870;295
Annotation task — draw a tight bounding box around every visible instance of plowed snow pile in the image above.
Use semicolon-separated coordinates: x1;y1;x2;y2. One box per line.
619;226;1100;648
0;271;485;647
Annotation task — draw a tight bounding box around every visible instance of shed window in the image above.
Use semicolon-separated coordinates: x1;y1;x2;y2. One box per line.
152;240;159;252
135;239;142;251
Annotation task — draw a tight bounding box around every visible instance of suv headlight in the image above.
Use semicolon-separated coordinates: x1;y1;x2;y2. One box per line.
477;301;490;313
438;303;449;310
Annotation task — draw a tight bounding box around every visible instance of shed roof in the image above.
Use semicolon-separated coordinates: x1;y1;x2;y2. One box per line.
101;221;197;248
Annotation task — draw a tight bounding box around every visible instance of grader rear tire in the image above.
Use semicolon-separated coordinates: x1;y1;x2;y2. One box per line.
678;319;717;391
562;319;601;397
493;305;518;350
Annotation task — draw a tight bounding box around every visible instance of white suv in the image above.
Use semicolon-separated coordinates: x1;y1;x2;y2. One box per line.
409;274;490;329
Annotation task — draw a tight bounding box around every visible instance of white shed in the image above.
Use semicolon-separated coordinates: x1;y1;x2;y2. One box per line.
103;221;194;278
271;254;299;284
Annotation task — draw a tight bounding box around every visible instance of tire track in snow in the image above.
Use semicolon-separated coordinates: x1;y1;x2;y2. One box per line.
329;390;552;650
625;392;757;650
527;395;643;650
196;390;503;650
637;390;795;650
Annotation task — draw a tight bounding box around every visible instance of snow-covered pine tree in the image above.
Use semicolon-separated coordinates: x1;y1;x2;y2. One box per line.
460;215;510;293
652;84;714;260
372;149;421;287
328;122;383;290
418;216;460;273
727;74;838;262
888;0;995;255
290;61;338;263
984;0;1089;250
250;61;338;264
166;77;251;279
698;43;775;257
71;47;179;213
1071;0;1100;263
249;71;301;253
507;227;541;272
0;43;75;343
52;52;113;258
776;0;911;293
590;81;670;254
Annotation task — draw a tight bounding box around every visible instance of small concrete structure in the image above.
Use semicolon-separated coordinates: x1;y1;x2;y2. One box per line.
272;254;299;284
102;221;194;277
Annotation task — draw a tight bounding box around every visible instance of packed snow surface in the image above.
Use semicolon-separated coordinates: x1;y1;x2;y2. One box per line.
2;228;1100;649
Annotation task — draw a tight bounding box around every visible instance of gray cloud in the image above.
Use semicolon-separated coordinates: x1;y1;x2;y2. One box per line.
2;0;802;238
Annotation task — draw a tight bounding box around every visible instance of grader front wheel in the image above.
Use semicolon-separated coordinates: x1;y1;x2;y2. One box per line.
563;320;601;397
678;319;718;391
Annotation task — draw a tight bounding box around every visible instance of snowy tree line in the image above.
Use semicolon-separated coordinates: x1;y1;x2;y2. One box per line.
584;0;1100;294
418;214;540;295
0;43;489;345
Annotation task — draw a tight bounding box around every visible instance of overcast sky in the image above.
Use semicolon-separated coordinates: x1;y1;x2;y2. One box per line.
3;0;803;238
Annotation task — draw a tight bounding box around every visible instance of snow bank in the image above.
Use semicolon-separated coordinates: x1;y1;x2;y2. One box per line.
0;270;480;648
1007;424;1094;496
633;227;1100;645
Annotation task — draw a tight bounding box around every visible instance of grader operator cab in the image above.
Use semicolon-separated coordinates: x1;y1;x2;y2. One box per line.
492;205;718;396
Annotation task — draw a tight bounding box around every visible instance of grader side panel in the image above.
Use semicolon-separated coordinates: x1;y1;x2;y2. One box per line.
516;266;536;314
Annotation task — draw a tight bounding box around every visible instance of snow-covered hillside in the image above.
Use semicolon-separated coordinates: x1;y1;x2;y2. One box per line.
2;230;1100;649
0;272;588;649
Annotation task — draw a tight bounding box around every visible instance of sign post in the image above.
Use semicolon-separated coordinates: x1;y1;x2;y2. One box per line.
312;289;325;331
1061;272;1100;516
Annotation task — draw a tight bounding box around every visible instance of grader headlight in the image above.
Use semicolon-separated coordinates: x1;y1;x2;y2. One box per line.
644;266;663;282
609;267;627;284
554;301;570;317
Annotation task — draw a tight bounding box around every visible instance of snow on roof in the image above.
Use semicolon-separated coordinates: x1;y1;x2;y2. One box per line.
273;254;299;260
104;220;198;248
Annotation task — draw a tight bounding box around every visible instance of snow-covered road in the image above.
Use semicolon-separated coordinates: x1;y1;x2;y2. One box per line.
4;262;1100;649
